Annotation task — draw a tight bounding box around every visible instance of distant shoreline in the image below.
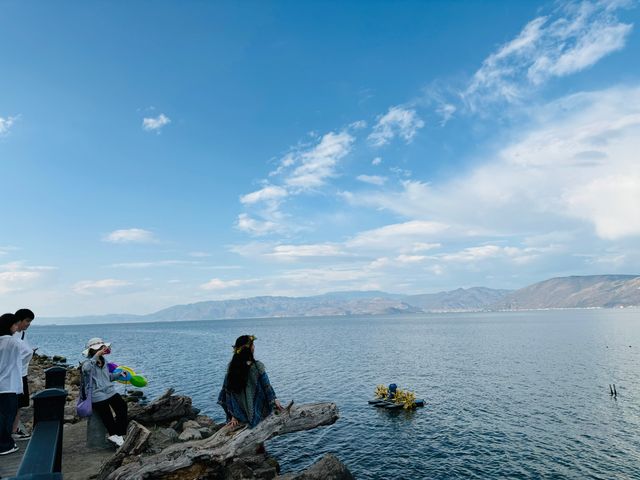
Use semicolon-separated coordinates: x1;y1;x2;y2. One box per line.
32;304;640;327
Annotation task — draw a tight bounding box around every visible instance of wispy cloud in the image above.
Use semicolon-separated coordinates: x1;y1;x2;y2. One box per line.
0;246;18;256
464;1;633;110
200;277;255;291
189;251;211;258
283;131;355;189
73;279;132;295
265;244;345;261
237;129;356;236
142;113;171;133
346;221;449;250
356;174;386;186
0;262;55;294
236;214;281;236
0;115;18;136
109;260;200;268
348;85;640;241
368;106;425;146
103;228;156;244
240;185;289;205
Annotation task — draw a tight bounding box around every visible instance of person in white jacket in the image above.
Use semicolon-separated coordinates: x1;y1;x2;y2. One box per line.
12;308;35;440
0;313;32;456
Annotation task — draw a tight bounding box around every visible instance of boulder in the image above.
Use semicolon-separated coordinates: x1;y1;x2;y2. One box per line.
278;454;354;480
181;420;200;430
178;427;202;441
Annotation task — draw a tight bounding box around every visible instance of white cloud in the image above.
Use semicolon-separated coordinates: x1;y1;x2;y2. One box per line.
372;157;382;166
0;262;56;294
104;228;156;244
350;120;367;129
464;1;632;109
0;116;17;136
564;174;640;240
110;260;200;268
200;277;255;291
189;251;211;258
240;185;288;205
356;174;386;186
349;85;640;241
142;113;171;133
284;131;355;189
236;214;280;236
368;106;425;147
346;221;450;250
0;246;18;256
265;244;345;261
73;279;132;295
0;270;42;294
436;103;456;126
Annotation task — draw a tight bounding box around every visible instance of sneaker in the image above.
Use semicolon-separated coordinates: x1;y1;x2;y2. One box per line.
107;435;124;447
13;428;31;440
0;444;19;455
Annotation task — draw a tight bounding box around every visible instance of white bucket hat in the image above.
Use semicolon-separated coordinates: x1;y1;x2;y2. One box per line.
82;337;111;357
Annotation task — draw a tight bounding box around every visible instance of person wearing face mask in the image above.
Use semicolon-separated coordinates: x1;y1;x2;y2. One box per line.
81;337;129;447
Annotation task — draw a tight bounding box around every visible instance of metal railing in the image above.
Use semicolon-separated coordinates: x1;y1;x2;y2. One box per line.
8;368;67;480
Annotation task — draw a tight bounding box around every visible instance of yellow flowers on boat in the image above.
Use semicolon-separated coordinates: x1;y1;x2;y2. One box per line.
375;384;389;399
394;388;417;409
372;384;421;409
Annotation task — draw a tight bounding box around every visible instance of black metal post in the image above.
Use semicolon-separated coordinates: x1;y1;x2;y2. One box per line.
44;366;67;389
32;388;67;473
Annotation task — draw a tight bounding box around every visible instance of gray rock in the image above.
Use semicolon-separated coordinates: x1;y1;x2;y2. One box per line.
181;420;201;430
147;427;179;453
178;427;202;441
278;454;354;480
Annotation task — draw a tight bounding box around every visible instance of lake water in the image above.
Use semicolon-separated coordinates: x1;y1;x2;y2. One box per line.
28;310;640;479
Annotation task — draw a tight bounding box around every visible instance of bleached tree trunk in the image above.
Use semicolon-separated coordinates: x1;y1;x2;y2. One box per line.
105;402;339;480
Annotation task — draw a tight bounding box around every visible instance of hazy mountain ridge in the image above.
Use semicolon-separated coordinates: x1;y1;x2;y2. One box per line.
493;275;640;310
38;275;640;325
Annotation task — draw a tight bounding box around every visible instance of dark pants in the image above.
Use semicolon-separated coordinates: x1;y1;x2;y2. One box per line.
17;376;30;408
92;393;128;436
0;393;17;452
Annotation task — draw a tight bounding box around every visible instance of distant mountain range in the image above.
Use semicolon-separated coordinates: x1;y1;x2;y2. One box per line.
40;274;640;325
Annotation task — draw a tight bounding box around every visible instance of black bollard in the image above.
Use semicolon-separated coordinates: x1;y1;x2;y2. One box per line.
45;366;67;389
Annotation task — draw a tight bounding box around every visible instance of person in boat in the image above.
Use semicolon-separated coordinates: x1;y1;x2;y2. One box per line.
81;337;128;447
218;335;284;428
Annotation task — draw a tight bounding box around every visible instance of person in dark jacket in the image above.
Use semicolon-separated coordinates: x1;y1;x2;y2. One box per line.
218;335;284;428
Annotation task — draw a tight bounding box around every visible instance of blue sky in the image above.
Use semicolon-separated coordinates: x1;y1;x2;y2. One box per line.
1;0;640;316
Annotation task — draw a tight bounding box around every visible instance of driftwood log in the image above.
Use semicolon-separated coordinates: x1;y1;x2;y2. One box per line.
105;402;339;480
97;421;151;480
129;388;199;425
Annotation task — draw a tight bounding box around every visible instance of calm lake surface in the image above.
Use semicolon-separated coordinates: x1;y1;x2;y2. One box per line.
29;310;640;479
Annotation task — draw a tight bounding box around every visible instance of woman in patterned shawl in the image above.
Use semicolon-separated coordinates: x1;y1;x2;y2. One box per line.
218;335;284;428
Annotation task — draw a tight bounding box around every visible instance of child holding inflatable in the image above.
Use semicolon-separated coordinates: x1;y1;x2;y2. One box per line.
81;337;129;447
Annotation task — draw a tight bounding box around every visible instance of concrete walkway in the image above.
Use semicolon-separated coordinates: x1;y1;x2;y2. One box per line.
0;421;116;480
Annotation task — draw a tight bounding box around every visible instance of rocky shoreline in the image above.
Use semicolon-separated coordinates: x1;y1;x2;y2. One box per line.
22;353;354;479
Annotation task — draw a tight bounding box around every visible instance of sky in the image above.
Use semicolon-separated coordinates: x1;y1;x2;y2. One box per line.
1;0;640;317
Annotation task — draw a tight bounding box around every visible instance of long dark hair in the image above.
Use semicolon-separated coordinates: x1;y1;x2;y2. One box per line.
0;313;19;336
227;335;255;393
